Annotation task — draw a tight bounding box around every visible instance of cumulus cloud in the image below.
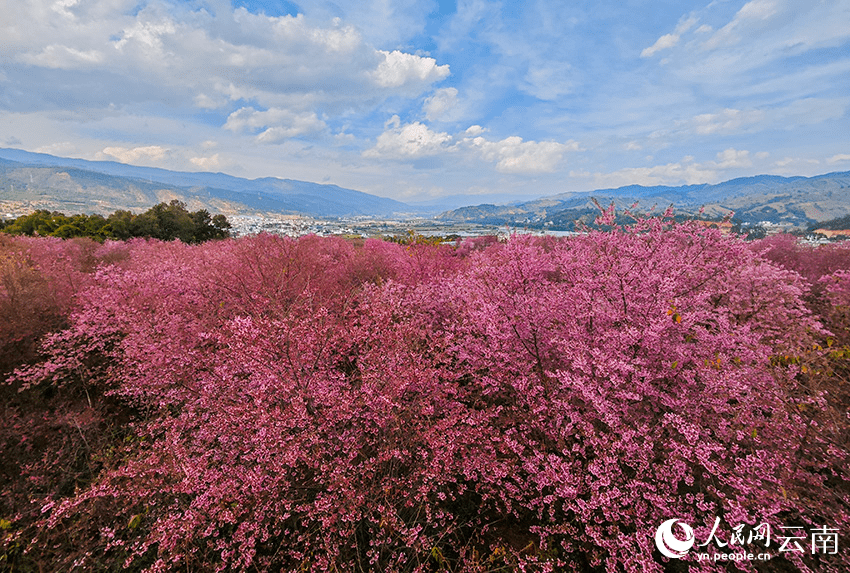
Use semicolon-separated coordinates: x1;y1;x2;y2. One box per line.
423;88;459;121
363;116;454;158
714;148;752;168
372;50;450;90
364;118;580;174
3;2;450;118
466;135;580;174
224;107;327;142
290;0;435;48
99;145;169;164
189;154;222;170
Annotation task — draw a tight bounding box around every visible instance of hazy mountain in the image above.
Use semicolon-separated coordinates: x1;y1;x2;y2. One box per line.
0;148;411;218
406;192;531;211
438;172;850;229
3;148;850;227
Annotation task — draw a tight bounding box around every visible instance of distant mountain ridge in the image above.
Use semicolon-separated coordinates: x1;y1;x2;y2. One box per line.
438;171;850;229
0;148;411;218
2;148;850;227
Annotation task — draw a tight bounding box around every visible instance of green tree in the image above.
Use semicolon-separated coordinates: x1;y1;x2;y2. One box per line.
2;203;230;243
105;210;133;240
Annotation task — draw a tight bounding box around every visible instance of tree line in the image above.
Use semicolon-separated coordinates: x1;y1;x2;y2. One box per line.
0;200;230;243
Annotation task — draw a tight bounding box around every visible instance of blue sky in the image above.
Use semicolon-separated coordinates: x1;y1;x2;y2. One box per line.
1;0;849;202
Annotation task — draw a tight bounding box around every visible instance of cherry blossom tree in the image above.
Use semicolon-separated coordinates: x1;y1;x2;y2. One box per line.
4;224;848;572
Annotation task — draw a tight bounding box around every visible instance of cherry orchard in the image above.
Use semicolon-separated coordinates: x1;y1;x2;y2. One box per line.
4;219;849;572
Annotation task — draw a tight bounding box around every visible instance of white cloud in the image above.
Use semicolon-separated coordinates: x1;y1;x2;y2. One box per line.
663;99;850;143
466;135;580;174
363;116;454;158
677;2;850;79
224;107;327;142
290;0;435;48
34;142;79;156
776;157;812;167
715;148;752;168
827;154;850;164
21;45;105;68
773;156;822;175
194;93;227;110
641;16;698;57
4;2;450;119
583;149;761;188
364;118;580;174
99;145;169;164
737;0;780;21
51;0;81;19
113;13;177;55
189;153;222;170
689;108;766;135
333;130;356;145
642;34;679;58
636;0;850;122
702;0;780;51
588;159;718;188
372;50;450;90
423;88;459;121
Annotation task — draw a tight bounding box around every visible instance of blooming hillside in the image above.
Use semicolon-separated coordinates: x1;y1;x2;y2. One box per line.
1;219;848;572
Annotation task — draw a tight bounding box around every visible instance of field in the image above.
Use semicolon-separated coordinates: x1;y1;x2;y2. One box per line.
1;215;848;572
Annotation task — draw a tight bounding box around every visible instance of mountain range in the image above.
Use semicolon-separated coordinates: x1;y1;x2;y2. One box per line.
438;172;850;229
2;148;850;228
0;148;410;218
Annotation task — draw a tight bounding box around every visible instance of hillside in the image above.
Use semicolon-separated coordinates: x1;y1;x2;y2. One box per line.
438;172;850;229
0;149;411;218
